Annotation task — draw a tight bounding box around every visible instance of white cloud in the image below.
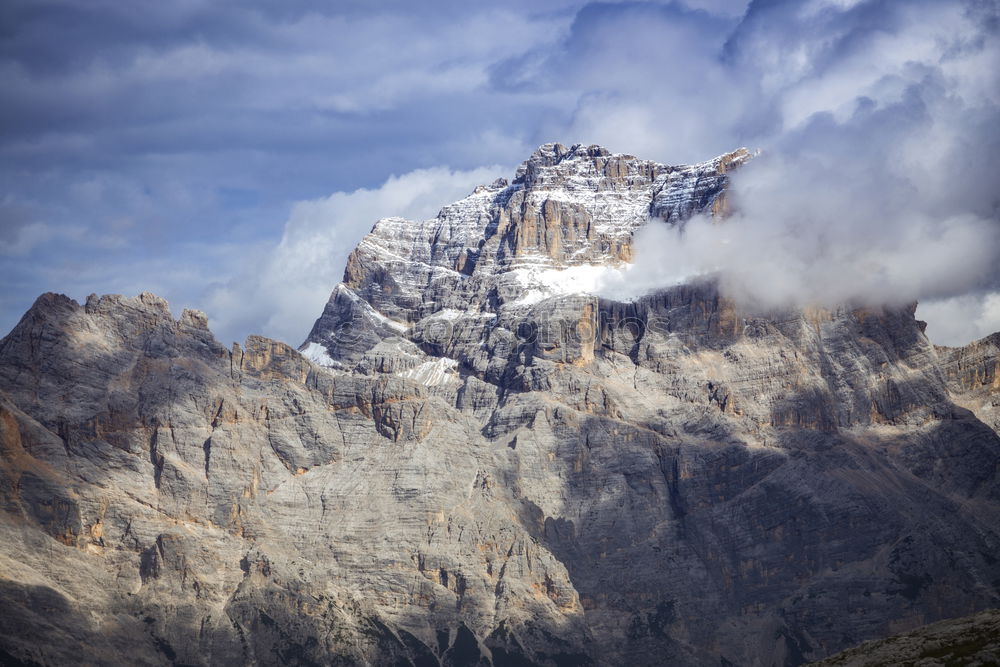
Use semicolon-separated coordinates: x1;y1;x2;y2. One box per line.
201;163;509;346
551;0;1000;343
201;0;999;347
0;222;57;256
917;293;1000;347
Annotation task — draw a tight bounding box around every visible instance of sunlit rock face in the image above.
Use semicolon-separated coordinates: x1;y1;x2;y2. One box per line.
1;145;999;667
302;143;750;367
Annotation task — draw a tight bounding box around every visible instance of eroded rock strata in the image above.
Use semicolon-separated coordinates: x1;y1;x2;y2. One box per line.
1;144;998;666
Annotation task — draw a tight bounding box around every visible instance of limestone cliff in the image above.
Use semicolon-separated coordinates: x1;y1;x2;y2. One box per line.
1;145;999;667
303;143;750;366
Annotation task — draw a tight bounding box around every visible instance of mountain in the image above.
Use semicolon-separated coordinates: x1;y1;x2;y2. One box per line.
301;142;748;368
1;144;998;666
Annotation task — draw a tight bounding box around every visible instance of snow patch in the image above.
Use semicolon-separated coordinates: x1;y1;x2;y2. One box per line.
424;308;464;321
300;341;335;367
397;357;459;386
367;305;408;333
508;263;625;306
338;283;408;332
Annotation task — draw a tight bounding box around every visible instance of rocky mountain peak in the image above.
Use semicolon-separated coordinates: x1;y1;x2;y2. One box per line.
513;142;652;191
2;143;999;667
512;142;611;182
310;143;751;366
83;291;173;321
21;291;79;319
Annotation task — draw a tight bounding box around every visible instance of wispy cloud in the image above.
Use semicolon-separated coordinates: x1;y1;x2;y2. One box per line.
520;0;1000;345
201;164;509;346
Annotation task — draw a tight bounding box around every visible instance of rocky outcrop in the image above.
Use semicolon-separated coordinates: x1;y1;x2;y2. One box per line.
303;143;751;366
0;291;588;666
808;608;1000;666
1;145;999;666
936;333;1000;434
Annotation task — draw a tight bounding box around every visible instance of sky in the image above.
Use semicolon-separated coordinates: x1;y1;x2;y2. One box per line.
1;0;998;347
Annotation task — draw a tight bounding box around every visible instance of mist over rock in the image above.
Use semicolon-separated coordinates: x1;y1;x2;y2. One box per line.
303;142;749;367
1;145;999;666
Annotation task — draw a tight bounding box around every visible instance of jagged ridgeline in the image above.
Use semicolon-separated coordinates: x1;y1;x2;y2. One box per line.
1;144;998;666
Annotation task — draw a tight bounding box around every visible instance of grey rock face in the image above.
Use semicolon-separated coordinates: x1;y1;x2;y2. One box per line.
937;332;1000;433
1;145;999;667
302;143;750;367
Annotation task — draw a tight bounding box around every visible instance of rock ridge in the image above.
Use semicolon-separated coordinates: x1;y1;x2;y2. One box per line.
305;143;751;367
0;143;999;666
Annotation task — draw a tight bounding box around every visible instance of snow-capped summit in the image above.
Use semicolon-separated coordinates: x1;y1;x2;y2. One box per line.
301;143;751;368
